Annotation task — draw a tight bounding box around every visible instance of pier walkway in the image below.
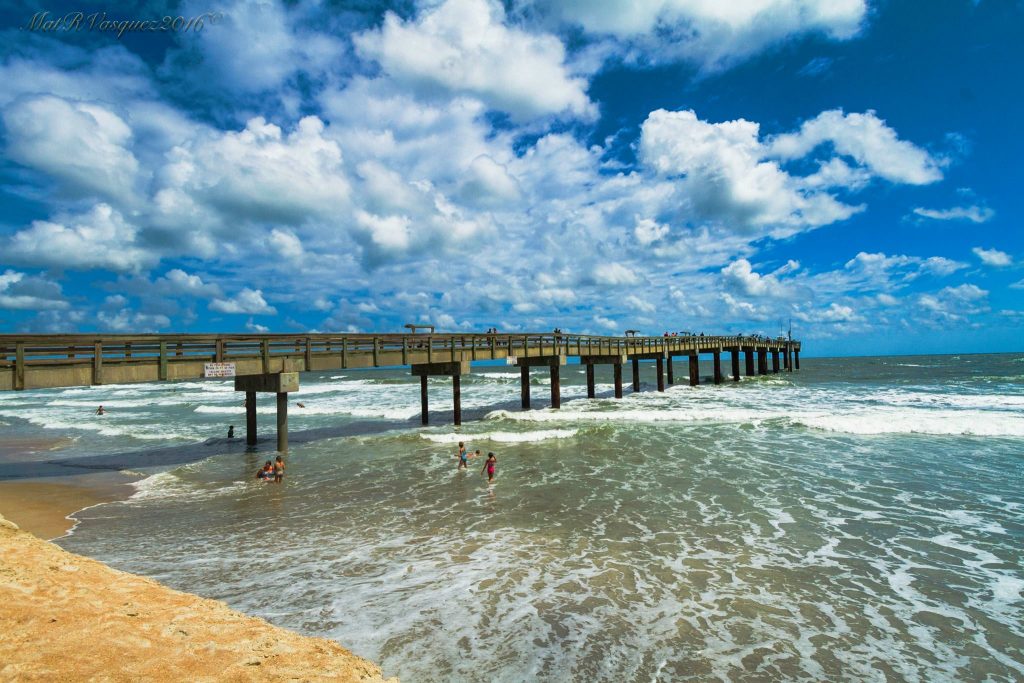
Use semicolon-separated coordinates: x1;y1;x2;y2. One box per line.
1;332;801;450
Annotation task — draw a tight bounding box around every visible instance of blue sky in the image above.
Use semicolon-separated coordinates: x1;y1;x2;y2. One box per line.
0;0;1021;356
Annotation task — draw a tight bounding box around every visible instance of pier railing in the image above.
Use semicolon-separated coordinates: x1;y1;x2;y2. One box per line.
0;332;799;391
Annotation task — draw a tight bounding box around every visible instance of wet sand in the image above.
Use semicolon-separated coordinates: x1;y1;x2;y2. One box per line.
0;513;397;681
0;473;138;540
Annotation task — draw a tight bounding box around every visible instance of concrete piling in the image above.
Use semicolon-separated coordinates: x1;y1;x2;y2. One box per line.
632;357;640;392
731;349;740;382
745;349;755;377
689;354;700;386
656;355;665;392
713;350;722;385
276;392;288;453
246;391;257;446
772;351;780;373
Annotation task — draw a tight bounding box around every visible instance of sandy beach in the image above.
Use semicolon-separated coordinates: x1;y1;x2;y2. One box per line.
0;474;137;540
0;512;397;681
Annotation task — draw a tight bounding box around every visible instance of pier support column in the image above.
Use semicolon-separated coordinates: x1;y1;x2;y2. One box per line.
517;354;566;409
235;372;299;451
245;391;257;446
795;350;800;370
745;350;755;377
550;364;560;409
772;351;780;373
420;376;429;425
521;365;530;409
582;354;626;400
758;350;768;375
689;354;700;386
783;346;790;371
453;375;462;426
276;392;288;453
656;355;665;392
667;355;674;385
632;357;640;392
731;349;740;382
713;350;722;385
411;361;470;426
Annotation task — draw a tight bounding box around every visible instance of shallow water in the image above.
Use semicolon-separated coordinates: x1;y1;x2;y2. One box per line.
3;354;1022;680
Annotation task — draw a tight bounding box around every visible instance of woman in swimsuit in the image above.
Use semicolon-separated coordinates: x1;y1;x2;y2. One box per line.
481;452;497;482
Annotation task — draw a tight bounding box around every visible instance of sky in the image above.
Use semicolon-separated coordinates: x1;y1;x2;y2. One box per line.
0;0;1022;356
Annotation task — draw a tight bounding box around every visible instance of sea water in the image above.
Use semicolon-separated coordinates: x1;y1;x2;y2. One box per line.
2;354;1022;681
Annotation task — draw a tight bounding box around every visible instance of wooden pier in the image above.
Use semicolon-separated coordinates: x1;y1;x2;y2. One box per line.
0;332;801;450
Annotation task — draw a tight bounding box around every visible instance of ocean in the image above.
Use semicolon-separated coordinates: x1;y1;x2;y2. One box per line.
1;354;1022;681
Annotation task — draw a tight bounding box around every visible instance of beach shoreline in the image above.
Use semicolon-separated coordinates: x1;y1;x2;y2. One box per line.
0;512;397;681
0;473;139;540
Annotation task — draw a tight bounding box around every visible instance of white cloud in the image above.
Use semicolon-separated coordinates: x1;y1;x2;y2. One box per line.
532;0;866;71
0;269;69;310
157;116;350;227
97;296;171;332
355;0;594;121
972;247;1012;267
3;95;140;201
721;259;792;298
5;204;157;273
269;229;304;260
594;315;618;330
769;110;943;185
246;318;270;333
634;218;669;245
919;256;967;276
640;109;862;237
913;205;994;223
591;262;641;285
210;288;277;315
153;269;222;297
1010;279;1024;290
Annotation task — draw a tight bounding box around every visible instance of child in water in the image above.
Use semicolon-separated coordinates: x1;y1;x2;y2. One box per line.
457;441;468;469
256;461;274;481
274;455;285;483
481;452;497;482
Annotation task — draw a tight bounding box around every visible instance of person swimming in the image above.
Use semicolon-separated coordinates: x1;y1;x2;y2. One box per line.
95;405;105;415
481;452;497;482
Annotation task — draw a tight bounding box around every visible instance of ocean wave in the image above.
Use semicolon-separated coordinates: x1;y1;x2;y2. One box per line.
418;428;579;444
795;409;1024;437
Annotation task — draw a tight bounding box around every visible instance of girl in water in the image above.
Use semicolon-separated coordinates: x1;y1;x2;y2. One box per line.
456;441;468;469
481;452;497;482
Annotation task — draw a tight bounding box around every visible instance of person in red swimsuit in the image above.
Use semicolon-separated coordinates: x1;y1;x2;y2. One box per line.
481;452;497;482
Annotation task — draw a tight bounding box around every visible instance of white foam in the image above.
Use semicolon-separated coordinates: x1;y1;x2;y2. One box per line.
419;429;579;444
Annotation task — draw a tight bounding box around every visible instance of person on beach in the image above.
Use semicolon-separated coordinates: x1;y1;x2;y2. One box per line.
457;441;468;469
227;425;235;439
481;452;497;482
297;402;305;408
274;455;285;483
95;405;105;415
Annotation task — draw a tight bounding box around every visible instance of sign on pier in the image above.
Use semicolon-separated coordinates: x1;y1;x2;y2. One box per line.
204;362;236;378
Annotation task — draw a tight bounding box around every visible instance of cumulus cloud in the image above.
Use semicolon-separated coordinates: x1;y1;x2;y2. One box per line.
0;270;68;310
210;288;277;315
152;269;222;297
157;116;350;227
721;259;792;297
97;295;171;332
918;283;989;323
5;204;157;273
912;205;994;223
3;95;140;201
268;229;304;260
972;247;1012;267
768;110;943;185
639;109;862;237
528;0;866;71
591;262;641;285
355;0;594;121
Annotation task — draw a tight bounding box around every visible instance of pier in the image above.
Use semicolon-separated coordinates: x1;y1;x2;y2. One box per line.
0;332;801;451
